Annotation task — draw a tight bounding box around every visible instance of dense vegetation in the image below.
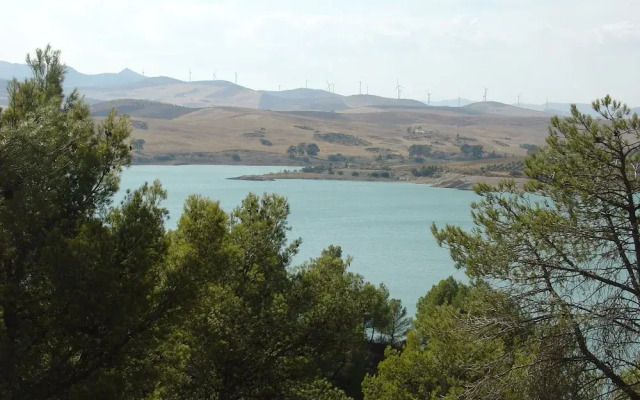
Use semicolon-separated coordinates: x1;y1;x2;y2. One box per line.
431;96;640;399
0;47;409;400
2;46;640;399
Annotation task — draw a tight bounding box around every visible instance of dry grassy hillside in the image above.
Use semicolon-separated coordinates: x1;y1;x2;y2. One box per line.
91;100;552;165
83;81;262;108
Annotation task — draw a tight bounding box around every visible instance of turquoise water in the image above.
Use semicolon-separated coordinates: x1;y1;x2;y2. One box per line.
119;165;478;316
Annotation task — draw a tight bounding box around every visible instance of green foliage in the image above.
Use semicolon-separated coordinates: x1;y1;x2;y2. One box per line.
1;46;410;400
433;96;640;399
288;143;320;158
328;153;348;162
306;143;320;156
408;144;432;158
460;143;484;158
287;144;298;158
363;278;591;400
411;165;441;177
0;46;196;400
285;379;353;400
231;153;241;161
302;165;327;173
314;132;371;146
519;143;540;154
364;279;516;400
133;138;145;151
167;202;392;399
379;299;412;347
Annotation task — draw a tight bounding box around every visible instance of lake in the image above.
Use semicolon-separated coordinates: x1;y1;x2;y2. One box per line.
119;165;478;316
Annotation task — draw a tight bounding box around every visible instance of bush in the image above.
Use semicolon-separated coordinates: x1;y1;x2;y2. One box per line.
260;139;272;146
306;143;320;156
409;144;432;158
369;172;390;178
460;144;484;159
328;153;348;162
231;153;241;162
520;143;540;155
301;165;327;173
351;171;359;177
314;132;370;146
411;165;441;177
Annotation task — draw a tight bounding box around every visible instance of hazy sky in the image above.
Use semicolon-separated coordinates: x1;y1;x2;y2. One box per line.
2;0;640;105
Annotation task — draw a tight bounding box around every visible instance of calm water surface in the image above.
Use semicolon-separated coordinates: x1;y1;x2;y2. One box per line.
119;165;478;316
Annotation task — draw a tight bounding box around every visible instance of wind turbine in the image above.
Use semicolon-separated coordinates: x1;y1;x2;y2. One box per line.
278;84;281;91
517;93;522;107
189;69;192;82
395;79;403;100
326;81;335;93
305;79;308;89
142;69;145;76
425;90;431;106
458;96;461;107
359;80;362;95
234;72;238;84
213;70;217;80
483;88;488;102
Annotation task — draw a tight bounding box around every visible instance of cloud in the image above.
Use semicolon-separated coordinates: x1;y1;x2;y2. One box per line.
2;0;640;104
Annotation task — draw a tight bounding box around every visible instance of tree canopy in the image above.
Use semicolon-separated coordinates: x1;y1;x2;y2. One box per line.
0;46;408;400
433;96;640;399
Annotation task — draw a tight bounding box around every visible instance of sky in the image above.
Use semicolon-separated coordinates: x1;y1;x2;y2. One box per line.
2;0;640;105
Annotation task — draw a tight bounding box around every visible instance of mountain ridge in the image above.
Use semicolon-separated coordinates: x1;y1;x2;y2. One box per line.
1;60;637;115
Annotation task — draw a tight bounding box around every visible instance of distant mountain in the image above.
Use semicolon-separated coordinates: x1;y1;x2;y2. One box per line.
0;61;32;81
258;90;428;111
0;61;146;89
425;100;640;118
259;89;347;111
464;101;550;117
345;94;426;108
6;59;637;114
517;102;601;117
119;76;182;89
428;98;475;108
65;67;146;88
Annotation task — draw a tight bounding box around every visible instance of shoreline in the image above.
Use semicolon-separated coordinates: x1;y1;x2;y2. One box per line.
227;171;525;190
131;160;526;190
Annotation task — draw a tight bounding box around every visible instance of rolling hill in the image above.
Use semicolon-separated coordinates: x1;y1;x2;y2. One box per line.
88;98;552;165
2;60;636;116
90;99;198;119
463;101;550;117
